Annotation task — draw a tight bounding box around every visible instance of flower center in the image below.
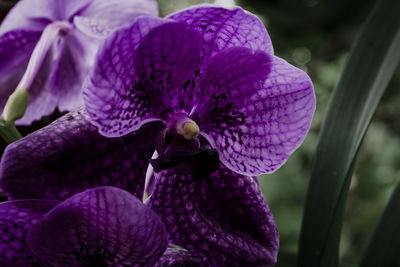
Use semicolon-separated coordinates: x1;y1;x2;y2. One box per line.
178;121;200;140
167;113;200;141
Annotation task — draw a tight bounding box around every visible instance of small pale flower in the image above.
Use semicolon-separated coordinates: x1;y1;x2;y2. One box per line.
0;0;158;124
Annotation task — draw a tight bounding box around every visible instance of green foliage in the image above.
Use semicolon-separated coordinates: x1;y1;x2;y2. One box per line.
297;0;400;266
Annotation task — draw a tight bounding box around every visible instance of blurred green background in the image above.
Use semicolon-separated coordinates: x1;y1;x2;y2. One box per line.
159;0;400;266
1;0;399;266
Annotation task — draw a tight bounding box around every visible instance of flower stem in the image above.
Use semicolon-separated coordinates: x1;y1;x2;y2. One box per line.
0;118;22;143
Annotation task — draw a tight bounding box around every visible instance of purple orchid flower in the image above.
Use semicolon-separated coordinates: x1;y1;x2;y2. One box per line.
0;108;279;266
0;0;158;125
0;186;169;266
83;5;316;176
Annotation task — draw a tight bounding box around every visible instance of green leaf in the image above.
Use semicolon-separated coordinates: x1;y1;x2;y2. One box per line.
297;0;400;266
359;183;400;266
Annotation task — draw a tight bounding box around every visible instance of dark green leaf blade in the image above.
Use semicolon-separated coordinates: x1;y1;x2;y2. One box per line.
298;0;400;266
360;183;400;267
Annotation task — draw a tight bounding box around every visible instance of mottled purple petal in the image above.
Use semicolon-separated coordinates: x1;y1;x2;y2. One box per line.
28;186;168;266
0;199;60;266
169;4;273;68
84;19;201;137
0;107;164;200
199;54;314;175
155;248;205;267
193;46;270;134
148;166;279;267
81;0;159;29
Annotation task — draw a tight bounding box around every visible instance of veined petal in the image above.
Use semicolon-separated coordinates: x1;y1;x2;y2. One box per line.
168;5;273;59
155;248;205;267
84;17;165;137
133;22;201;113
28;186;168;266
148;166;279;267
0;107;164;200
84;19;201;137
81;0;159;29
194;46;271;130
167;5;274;118
0;199;60;266
201;54;315;175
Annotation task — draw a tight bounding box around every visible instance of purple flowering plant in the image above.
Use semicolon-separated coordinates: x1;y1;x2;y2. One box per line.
0;2;316;267
0;0;158;125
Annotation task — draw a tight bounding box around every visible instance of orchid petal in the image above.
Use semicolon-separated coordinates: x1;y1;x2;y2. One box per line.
0;0;93;34
73;16;112;39
199;52;315;175
0;107;164;200
0;29;40;118
0;199;60;266
84;19;201;137
168;5;273;59
81;0;158;29
48;34;88;112
14;44;57;125
148;166;279;267
28;186;168;266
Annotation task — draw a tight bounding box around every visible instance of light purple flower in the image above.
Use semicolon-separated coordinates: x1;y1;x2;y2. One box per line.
0;186;168;266
0;0;158;124
0;108;279;266
83;5;316;176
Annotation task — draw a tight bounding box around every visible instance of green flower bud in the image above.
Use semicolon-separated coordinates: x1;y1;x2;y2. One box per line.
2;89;29;123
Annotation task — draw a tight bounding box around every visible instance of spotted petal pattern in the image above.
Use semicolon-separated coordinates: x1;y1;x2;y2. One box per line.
84;19;201;137
0;107;164;200
0;199;60;266
28;187;168;266
209;56;315;175
168;5;274;114
148;166;279;267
